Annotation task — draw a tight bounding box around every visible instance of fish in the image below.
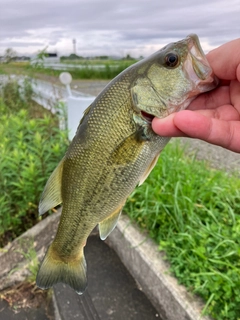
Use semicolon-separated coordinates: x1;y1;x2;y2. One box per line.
36;34;218;294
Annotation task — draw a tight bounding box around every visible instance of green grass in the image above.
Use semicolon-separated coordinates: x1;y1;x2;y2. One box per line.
125;141;240;320
33;62;134;80
61;58;136;65
0;60;137;80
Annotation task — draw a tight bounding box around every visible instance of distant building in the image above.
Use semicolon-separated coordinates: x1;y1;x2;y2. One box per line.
31;52;60;65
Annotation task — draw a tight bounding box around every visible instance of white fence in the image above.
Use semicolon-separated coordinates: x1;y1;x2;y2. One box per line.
0;74;96;140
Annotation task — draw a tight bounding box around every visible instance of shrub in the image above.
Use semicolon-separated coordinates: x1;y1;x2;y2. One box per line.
0;87;68;246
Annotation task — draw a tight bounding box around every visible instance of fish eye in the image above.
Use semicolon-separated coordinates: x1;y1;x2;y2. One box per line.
165;53;179;68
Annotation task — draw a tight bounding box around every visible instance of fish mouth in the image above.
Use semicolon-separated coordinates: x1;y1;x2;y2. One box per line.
140;111;155;123
185;34;219;93
136;34;219;123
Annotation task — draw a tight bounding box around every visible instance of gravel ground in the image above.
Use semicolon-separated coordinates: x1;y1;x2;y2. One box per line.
68;79;240;174
178;138;240;174
71;79;109;96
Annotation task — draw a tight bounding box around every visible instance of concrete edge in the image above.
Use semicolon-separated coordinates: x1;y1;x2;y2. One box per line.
106;214;212;320
0;212;60;290
52;292;62;320
1;211;212;320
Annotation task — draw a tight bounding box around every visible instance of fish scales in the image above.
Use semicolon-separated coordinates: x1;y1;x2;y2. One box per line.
36;34;219;294
55;72;162;252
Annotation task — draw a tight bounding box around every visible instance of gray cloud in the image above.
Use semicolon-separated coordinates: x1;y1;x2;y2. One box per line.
0;0;239;56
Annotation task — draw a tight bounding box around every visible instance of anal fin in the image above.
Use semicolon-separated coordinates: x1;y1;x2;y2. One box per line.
99;206;123;240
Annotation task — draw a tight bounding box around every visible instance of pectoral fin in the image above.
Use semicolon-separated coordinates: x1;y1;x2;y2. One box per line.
139;153;160;186
110;130;146;166
39;159;64;215
99;206;123;240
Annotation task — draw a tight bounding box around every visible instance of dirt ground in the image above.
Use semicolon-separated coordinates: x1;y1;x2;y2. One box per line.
177;137;240;173
0;282;54;320
33;73;110;97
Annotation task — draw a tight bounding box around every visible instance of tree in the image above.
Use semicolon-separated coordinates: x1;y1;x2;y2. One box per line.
31;47;48;68
123;54;134;60
4;48;17;63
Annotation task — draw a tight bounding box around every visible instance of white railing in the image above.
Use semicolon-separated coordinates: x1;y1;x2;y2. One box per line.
0;74;96;141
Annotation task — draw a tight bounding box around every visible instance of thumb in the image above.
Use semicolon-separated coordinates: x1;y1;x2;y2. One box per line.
152;112;187;137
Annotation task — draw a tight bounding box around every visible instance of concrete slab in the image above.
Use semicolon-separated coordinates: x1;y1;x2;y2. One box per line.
0;299;51;320
0;210;212;320
53;235;160;320
0;212;60;291
107;215;212;320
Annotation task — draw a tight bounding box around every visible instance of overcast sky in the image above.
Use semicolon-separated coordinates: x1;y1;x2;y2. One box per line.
0;0;239;58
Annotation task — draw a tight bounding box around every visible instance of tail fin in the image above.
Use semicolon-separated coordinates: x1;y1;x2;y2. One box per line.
36;245;87;295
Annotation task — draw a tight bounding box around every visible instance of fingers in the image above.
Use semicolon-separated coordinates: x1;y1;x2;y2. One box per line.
152;110;240;153
237;63;240;82
207;39;240;80
152;111;207;138
196;105;240;121
152;39;240;152
174;111;240;152
152;113;186;137
230;79;240;112
188;86;230;110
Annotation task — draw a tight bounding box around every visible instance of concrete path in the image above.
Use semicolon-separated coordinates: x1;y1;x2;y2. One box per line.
54;235;160;320
0;213;161;320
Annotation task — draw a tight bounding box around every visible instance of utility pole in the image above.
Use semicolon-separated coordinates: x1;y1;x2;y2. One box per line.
72;39;76;55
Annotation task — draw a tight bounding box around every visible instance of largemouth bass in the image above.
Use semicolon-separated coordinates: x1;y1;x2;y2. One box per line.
36;34;218;294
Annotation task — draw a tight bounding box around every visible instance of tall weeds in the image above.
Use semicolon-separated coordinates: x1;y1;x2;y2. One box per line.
0;80;68;246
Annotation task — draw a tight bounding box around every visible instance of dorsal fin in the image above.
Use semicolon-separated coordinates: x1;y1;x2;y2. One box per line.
79;104;93;125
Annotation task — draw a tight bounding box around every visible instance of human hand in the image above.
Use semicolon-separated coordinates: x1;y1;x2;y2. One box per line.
152;39;240;153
